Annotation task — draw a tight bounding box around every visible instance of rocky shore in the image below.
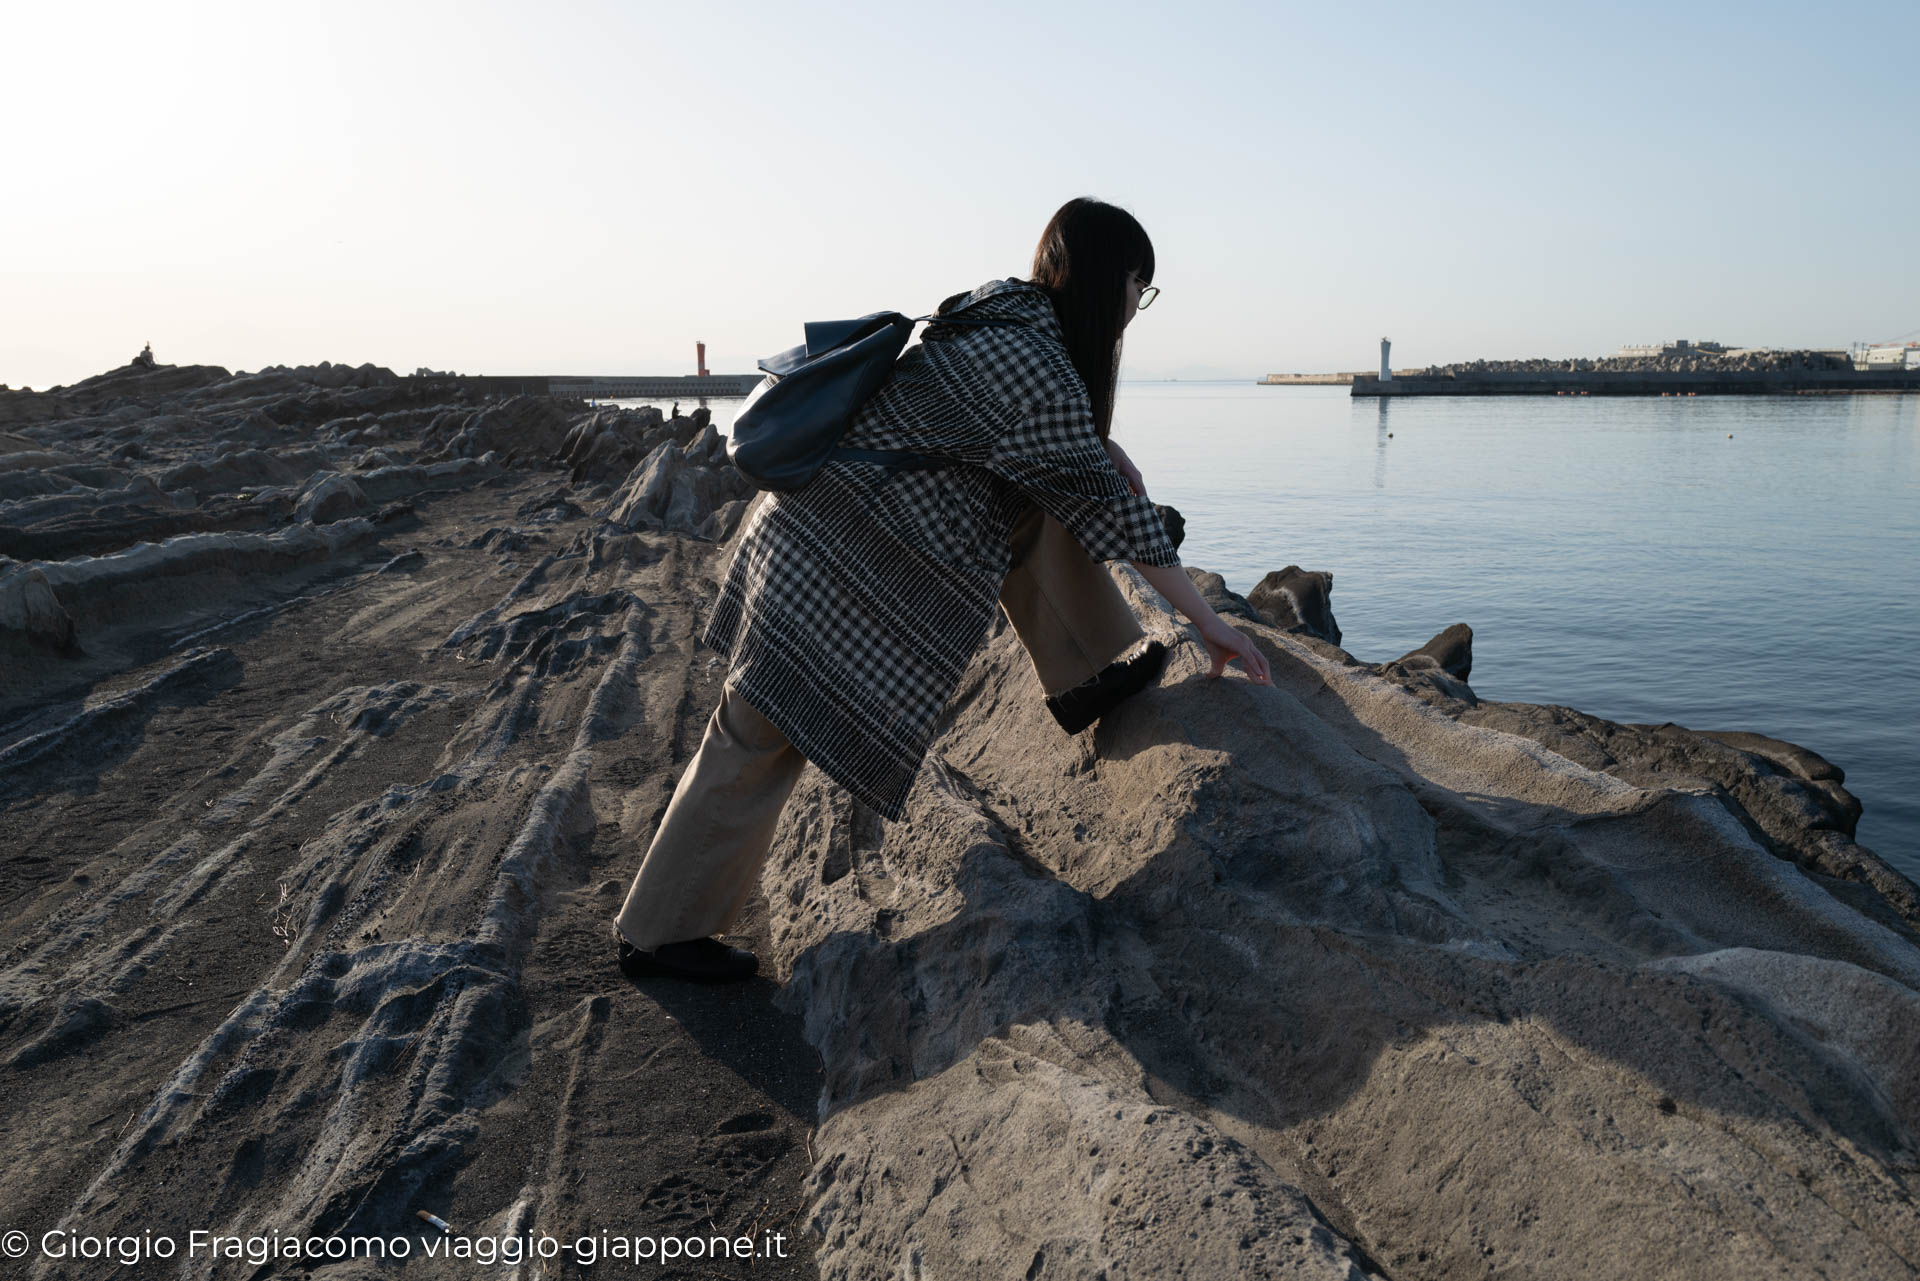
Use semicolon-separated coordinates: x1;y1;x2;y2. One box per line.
2;359;1916;1279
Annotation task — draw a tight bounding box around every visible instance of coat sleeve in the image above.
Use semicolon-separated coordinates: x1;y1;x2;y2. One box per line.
983;397;1180;566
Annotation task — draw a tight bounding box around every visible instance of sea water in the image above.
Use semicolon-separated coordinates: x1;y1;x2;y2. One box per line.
638;386;1920;875
1116;384;1919;876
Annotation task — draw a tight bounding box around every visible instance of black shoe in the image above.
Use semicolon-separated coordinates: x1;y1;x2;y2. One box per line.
617;933;759;982
1045;640;1168;734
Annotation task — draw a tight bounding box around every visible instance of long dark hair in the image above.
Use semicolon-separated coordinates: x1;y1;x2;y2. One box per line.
1029;198;1154;439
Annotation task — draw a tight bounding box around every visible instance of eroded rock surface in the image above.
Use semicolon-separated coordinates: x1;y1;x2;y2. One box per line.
761;570;1920;1280
0;362;1914;1280
0;363;816;1280
0;363;744;709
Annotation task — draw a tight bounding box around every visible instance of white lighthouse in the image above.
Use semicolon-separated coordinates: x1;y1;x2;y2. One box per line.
1380;337;1392;381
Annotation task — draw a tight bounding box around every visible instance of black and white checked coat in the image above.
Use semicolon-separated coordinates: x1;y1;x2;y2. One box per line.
705;278;1179;819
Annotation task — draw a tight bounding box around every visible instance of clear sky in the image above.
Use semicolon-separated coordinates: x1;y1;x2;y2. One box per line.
4;0;1914;389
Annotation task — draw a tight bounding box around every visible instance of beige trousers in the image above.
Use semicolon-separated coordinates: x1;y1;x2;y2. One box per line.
999;505;1145;695
613;509;1142;950
614;687;808;950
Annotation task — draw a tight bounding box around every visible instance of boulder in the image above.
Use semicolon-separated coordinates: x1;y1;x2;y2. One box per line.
0;562;77;651
1247;564;1341;644
1382;622;1477;703
602;441;683;531
352;448;407;470
697;497;752;543
295;473;369;524
1397;621;1471;679
1182;566;1259;622
555;406;670;485
601;441;753;536
421;395;579;464
682;422;727;468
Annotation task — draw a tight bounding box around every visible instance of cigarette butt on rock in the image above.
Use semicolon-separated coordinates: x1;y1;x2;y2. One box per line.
415;1210;452;1233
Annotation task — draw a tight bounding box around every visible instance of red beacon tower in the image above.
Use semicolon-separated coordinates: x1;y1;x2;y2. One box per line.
696;341;709;377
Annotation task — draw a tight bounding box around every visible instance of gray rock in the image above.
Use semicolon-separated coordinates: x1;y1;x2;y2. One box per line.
0;562;77;651
602;441;682;531
1398;621;1472;680
696;497;752;543
1460;703;1915;929
662;472;703;533
295;473;369;524
683;423;727;467
0;470;68;503
1382;622;1477;703
27;520;378;634
352;448;407;470
1247;565;1342;645
351;455;501;505
1182;566;1260;622
556;406;673;485
161;448;302;495
421;395;578;464
0;450;80;473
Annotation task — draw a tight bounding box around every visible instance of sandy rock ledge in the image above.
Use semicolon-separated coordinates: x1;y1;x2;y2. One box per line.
763;569;1920;1280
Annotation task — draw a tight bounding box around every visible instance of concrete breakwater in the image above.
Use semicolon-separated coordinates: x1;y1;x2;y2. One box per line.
1353;368;1920;396
449;373;764;399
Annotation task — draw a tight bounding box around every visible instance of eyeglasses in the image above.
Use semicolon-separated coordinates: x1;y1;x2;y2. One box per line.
1130;273;1160;310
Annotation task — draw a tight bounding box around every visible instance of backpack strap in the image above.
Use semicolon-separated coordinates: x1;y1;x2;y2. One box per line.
823;310;1026;472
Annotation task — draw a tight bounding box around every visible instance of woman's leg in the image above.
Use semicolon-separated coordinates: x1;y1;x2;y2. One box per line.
614;684;808;952
999;507;1146;696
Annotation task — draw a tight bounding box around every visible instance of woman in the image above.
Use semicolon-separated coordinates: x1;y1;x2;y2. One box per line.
614;198;1272;981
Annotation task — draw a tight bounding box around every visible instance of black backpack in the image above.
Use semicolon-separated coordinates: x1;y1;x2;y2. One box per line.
727;309;1010;491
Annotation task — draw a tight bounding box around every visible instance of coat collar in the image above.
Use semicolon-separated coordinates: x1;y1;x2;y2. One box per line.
934;278;1060;336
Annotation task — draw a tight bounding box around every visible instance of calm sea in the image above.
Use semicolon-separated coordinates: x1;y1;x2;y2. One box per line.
636;385;1920;877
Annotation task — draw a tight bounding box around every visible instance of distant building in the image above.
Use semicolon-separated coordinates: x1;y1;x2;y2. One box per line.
1854;343;1920;371
1614;339;1729;358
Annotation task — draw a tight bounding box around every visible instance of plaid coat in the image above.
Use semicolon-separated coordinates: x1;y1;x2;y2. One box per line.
705;278;1179;819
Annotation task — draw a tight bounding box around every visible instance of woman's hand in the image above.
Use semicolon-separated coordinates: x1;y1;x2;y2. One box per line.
1197;616;1273;685
1104;438;1148;497
1131;561;1275;687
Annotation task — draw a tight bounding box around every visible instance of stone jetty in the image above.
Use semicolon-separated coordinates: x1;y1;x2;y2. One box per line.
1352;348;1920;396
